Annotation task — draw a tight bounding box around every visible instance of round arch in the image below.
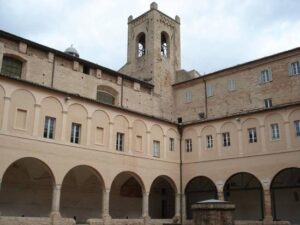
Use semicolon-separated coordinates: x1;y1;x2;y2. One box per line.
109;171;145;218
270;167;300;224
60;165;105;223
185;176;218;220
149;175;177;219
0;157;55;217
223;172;264;220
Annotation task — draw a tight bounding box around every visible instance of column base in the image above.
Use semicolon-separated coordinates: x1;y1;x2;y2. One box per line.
172;215;180;224
263;216;274;225
103;214;112;225
143;215;150;225
49;211;61;218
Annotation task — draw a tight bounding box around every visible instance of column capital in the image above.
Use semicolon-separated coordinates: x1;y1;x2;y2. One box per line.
34;104;41;108
109;122;114;125
4;96;11;101
87;116;92;120
62;110;68;114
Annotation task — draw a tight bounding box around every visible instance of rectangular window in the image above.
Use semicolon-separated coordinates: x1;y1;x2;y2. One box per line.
222;132;231;147
169;138;175;151
15;109;27;129
207;135;213;149
116;132;124;151
228;79;236;91
95;127;104;144
136;135;142;152
206;84;213;97
259;69;272;84
271;124;280;140
153;140;160;157
289;61;300;76
185;91;192;103
71;123;81;144
294;120;300;137
43;116;56;139
185;139;192;152
248;128;257;143
264;98;273;108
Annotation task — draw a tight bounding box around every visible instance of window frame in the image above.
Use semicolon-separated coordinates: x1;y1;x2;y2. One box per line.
206;84;214;97
153;140;160;157
222;132;231;147
169;137;175;151
185;91;192;103
185;139;192;152
248;128;257;143
43;116;56;139
1;56;23;79
289;61;300;76
271;123;280;140
116;132;124;151
228;79;236;92
264;98;273;108
259;69;272;84
294;120;300;137
71;123;81;144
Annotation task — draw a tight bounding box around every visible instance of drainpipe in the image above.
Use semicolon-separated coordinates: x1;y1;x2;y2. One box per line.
178;124;183;224
203;77;208;118
121;76;124;108
50;54;56;88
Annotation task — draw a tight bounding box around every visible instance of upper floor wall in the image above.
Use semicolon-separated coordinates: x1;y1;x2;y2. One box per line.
174;48;300;122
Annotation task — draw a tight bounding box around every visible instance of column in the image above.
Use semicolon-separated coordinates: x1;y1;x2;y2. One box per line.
1;97;11;130
259;125;267;153
284;121;292;150
102;189;111;218
86;116;92;145
263;189;273;222
142;191;149;218
218;191;224;201
146;131;151;156
32;104;41;136
175;193;181;218
109;122;114;151
61;111;68;141
182;194;186;221
128;126;133;154
237;129;244;155
51;184;61;216
217;181;224;201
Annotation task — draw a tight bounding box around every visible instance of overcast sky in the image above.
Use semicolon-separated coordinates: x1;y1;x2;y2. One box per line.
0;0;299;74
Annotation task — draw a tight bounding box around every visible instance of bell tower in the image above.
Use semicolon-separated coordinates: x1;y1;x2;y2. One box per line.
119;2;181;120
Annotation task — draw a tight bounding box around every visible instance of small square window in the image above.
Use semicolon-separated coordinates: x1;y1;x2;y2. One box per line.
289;61;300;76
228;79;236;91
259;69;272;84
83;65;90;75
264;99;272;108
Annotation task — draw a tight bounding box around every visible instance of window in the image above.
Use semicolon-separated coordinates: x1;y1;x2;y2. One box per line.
259;69;272;84
271;124;280;140
185;139;192;152
248;128;257;143
116;132;124;151
169;138;175;151
228;79;236;91
264;98;272;108
43;116;56;139
1;56;22;78
15;109;27;129
153;140;160;157
71;123;81;144
96;91;115;105
137;33;146;57
161;32;169;57
222;132;230;147
289;61;300;76
185;91;192;103
95;127;104;144
83;65;90;75
207;135;213;149
206;84;213;97
294;120;300;137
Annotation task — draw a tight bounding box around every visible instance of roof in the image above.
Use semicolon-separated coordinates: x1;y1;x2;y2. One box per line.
0;30;154;89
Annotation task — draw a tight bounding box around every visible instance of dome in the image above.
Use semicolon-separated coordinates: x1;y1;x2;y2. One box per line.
65;45;79;57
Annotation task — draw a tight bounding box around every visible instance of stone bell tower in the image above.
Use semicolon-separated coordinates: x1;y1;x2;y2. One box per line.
119;2;181;120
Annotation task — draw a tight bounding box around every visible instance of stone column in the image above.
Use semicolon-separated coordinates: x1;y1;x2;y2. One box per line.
182;194;187;221
263;189;273;223
146;131;151;156
109;122;114;151
61;111;68;141
86;116;92;145
33;104;41;136
102;189;111;218
128;126;133;154
217;181;224;201
1;97;11;130
175;193;181;219
0;178;2;217
50;184;61;216
192;200;235;225
142;191;149;218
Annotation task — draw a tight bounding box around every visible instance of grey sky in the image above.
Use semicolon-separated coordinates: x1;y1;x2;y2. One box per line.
0;0;299;74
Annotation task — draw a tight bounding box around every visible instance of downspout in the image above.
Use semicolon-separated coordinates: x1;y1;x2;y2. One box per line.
178;124;183;225
121;76;124;107
203;77;208;118
50;54;56;88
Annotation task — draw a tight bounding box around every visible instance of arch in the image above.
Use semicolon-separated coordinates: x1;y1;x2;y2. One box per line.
200;125;217;134
67;103;88;115
0;157;55;217
137;32;146;57
96;85;118;105
60;165;105;223
185;176;218;219
223;172;264;220
149;175;176;219
0;83;6;96
270;167;300;224
10;88;37;104
109;171;145;218
92;109;111;123
161;31;169;57
1;54;26;79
